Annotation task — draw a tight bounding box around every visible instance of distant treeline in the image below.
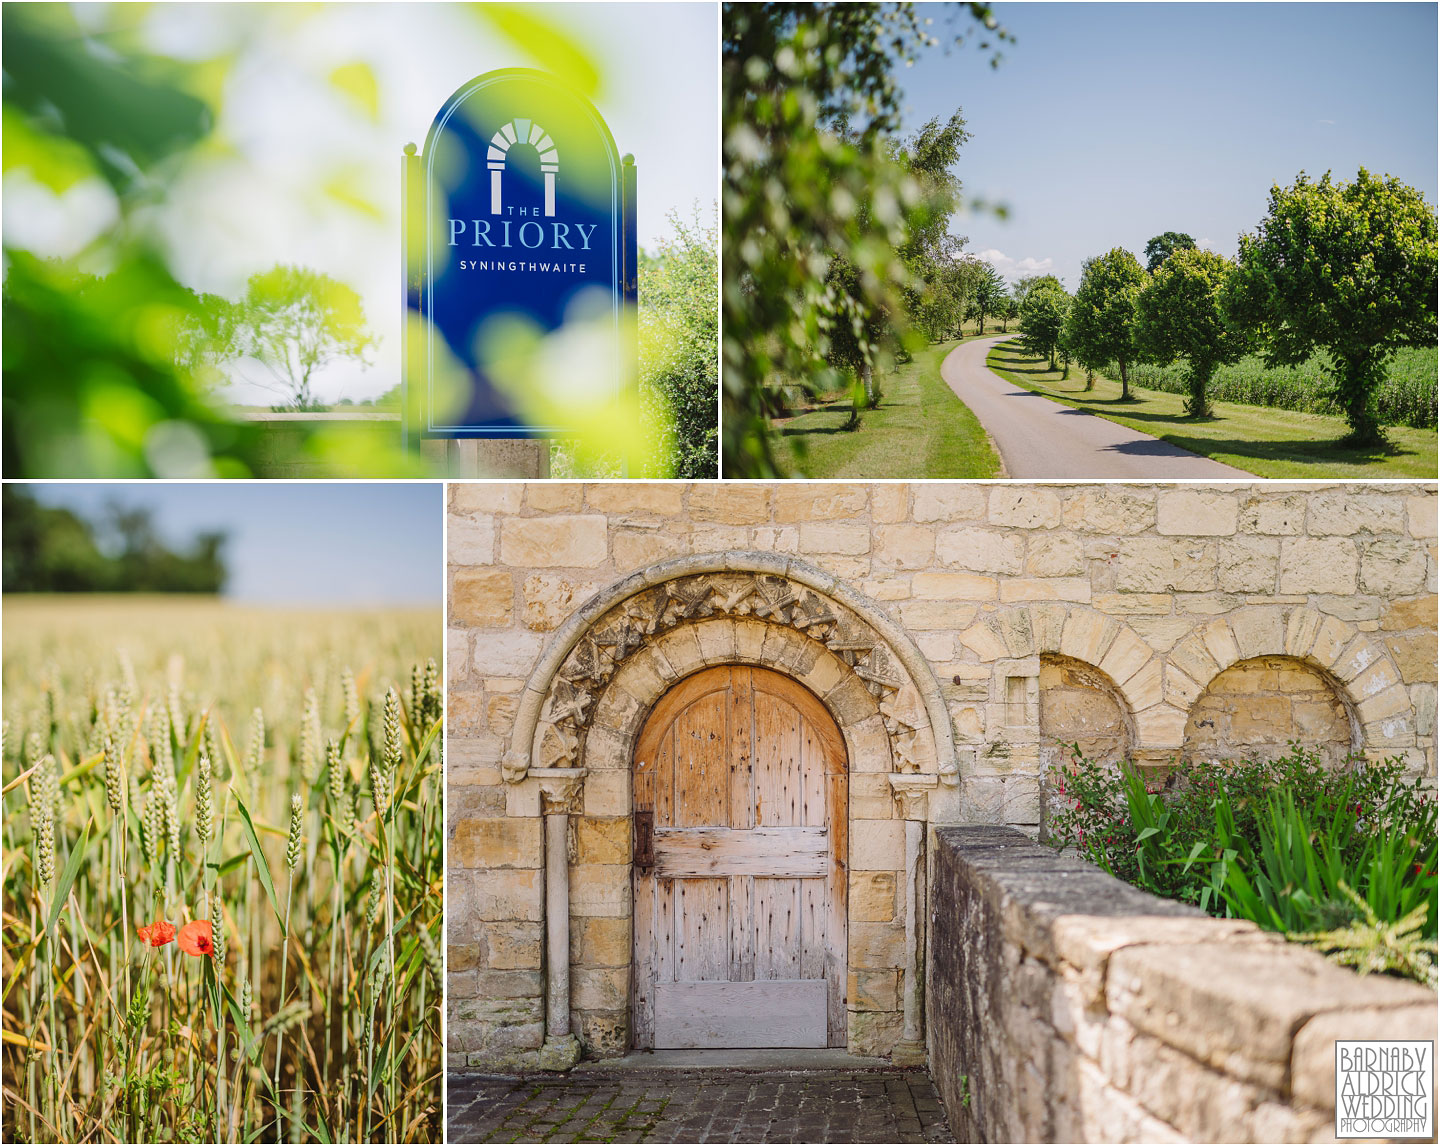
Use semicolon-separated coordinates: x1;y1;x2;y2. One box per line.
2;487;228;593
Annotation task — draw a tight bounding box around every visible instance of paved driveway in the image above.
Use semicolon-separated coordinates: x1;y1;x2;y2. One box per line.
941;335;1250;479
447;1066;954;1144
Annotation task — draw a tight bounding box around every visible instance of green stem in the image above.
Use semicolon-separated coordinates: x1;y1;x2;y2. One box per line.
274;877;294;1140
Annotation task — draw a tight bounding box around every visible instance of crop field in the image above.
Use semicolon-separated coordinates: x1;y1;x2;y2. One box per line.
1106;346;1438;430
2;597;443;1144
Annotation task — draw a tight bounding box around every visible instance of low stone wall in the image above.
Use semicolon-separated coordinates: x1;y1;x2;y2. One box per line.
929;826;1437;1143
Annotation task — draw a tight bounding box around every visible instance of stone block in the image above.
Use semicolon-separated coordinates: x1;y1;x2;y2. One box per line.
1238;492;1307;536
1229;607;1283;659
1200;618;1241;669
848;969;900;1011
911;571;998;599
850;921;906;969
613;528;687;570
850;818;906;870
471;628;542;677
1307;491;1406;536
499;515;609;568
467;867;545;923
999;577;1092;603
452;817;542;869
1360;537;1428;596
570;966;629;1010
585;484;685;514
1134;704;1187;747
989;486;1061;529
1278;537;1359;595
874;523;936;568
1107;940;1432;1092
937;526;1024;574
850;870;898;921
911;484;987;522
1027;533;1087;577
1156;490;1238;536
688;484;770;523
773;484;869;522
453;484;523;514
847;1009;904;1056
1291;1004;1439;1112
584;770;629;817
575;817;630;864
570;864;631;918
960;618;1010;662
1356;683;1412;724
1115;538;1216;592
799;522;872;554
483;920;544;969
1098;627;1153;686
452;568;513;626
1381;596;1437;631
1062;488;1155;534
571;915;632;967
1387;633;1438;683
451;510;501;567
871;483;909;522
526;484;583;512
1406;494;1437;538
897;600;976;630
1060;610;1118;666
1217;537;1279;594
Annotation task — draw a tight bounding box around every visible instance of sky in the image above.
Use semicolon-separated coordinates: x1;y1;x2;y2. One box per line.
6;2;718;405
23;483;443;606
897;2;1438;288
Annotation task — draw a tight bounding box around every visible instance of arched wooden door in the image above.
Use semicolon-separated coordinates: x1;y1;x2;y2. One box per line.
631;665;848;1049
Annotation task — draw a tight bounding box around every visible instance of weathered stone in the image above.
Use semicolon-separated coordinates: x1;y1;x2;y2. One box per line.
584;483;685;514
871;483;908;522
452;568;514;626
1026;533;1086;577
451;515;496;565
526;484;583;512
574;817;630;864
1114;539;1216;592
772;483;869;522
989;487;1061;529
1406;494;1437;538
911;571;998;599
1217;537;1278;594
1307;490;1406;536
1278;537;1359;595
937;526;1024;574
688;484;770;523
1381;595;1438;631
1292;1005;1440;1112
1238;492;1307;535
612;527;687;570
848;969;900;1011
482;921;544;969
850;818;905;870
1387;633;1438;683
470;628;542;677
898;600;977;630
452;817;542;869
1156;490;1238;536
874;523;936;568
1062;488;1154;534
850;871;898;921
912;484;987;522
453;484;523;514
999;578;1091;603
799;522;872;554
499;515;608;567
570;915;631;967
1359;537;1428;596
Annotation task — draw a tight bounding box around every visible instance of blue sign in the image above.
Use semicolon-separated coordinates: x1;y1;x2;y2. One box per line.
404;69;637;438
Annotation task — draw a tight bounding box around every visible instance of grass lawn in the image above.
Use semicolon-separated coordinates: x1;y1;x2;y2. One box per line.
985;340;1438;479
772;337;1002;478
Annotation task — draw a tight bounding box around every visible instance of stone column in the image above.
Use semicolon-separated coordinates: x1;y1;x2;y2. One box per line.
888;773;938;1067
536;768;585;1070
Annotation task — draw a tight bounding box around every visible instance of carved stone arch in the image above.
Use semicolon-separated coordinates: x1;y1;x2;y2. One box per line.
1167;606;1418;761
502;552;957;787
970;601;1174;752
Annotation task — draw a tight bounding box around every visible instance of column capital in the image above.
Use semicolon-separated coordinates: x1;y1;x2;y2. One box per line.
536;767;587;815
888;773;938;821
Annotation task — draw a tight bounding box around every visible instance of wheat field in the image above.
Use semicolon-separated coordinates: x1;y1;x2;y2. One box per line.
2;597;443;1143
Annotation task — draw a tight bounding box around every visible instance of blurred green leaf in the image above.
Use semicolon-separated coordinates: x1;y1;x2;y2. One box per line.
328;61;381;123
474;3;601;98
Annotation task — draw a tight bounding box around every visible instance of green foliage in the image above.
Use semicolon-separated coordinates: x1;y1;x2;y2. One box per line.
1229;168;1438;446
1296;886;1438;988
638;207;720;478
968;261;1009;335
1048;745;1438;983
1018;282;1070;369
1;486;227;593
1065;248;1146;399
1136;247;1246;417
1106;346;1437;429
1142;231;1196;274
225;265;376;412
721;1;1010;476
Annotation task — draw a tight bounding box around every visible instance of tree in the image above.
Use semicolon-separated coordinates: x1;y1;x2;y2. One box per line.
639;206;719;478
970;262;1007;334
999;293;1019;333
1143;231;1197;273
227;265;376;411
1228;169;1438;445
1136;247;1246;417
1011;273;1062;311
721;1;1011;475
1019;282;1069;369
1065;247;1147;400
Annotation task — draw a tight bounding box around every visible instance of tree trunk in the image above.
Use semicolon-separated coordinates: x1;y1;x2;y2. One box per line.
1084;366;1094;392
1337;352;1386;446
1185;360;1213;418
1118;356;1131;401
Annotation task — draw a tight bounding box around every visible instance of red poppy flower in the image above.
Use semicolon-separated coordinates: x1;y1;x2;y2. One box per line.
177;919;214;956
137;920;176;947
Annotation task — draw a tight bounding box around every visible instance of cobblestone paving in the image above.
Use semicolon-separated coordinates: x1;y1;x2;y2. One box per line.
447;1067;954;1144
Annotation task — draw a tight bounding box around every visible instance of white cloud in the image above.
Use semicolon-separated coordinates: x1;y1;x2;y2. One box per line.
978;248;1055;283
1196;237;1215;250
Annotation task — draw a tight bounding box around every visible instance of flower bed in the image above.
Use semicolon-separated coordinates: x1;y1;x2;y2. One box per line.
1046;745;1438;985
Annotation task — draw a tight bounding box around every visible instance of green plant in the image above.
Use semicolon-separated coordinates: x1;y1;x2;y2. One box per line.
1295;884;1438;988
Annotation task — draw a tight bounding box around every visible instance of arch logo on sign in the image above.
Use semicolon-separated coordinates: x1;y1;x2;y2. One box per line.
403;69;637;439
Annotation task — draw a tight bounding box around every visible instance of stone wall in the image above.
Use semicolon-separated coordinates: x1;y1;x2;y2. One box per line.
929;826;1438;1142
447;481;1437;1070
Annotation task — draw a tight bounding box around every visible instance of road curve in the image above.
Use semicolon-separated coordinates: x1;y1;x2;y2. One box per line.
941;336;1250;479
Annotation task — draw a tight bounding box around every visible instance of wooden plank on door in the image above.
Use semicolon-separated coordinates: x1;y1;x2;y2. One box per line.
631;864;656;1045
674;692;728;828
754;692;802;827
753;876;801;980
728;666;755;831
675;877;729;982
653;980;828;1048
654;826;828;877
729;874;754;982
826;767;849;1046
